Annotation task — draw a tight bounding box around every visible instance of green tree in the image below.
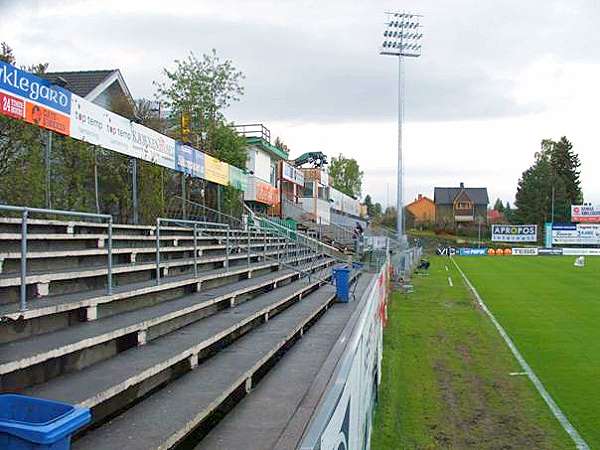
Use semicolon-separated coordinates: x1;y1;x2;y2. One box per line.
514;149;569;229
155;50;245;157
364;194;382;219
493;198;505;212
328;154;363;198
212;122;247;169
545;137;583;206
274;136;290;153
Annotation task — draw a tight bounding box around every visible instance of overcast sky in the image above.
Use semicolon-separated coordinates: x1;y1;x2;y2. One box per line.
2;0;599;207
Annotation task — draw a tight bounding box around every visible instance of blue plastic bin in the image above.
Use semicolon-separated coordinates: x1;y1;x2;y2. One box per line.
351;262;364;270
0;394;91;450
332;265;351;302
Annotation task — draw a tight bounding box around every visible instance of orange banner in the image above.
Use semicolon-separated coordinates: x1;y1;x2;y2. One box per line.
25;102;70;136
256;181;280;206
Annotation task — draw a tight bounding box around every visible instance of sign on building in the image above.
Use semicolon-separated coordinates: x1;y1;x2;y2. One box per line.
491;224;538;242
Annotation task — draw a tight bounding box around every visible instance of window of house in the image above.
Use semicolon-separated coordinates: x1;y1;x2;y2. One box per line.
304;181;314;197
457;202;471;209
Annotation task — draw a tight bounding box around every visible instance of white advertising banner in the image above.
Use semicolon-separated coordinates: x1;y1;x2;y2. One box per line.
131;122;176;170
492;224;538;242
552;224;600;245
70;95;138;158
562;248;600;256
512;247;539;256
571;205;600;223
301;264;389;450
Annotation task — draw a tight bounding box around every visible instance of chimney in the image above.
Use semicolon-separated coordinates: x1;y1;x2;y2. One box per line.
459;182;464;188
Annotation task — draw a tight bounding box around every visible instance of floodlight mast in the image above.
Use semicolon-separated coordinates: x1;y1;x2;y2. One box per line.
380;11;423;242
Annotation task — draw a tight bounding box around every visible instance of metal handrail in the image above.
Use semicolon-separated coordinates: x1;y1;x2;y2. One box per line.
171;196;243;229
0;204;113;312
155;217;230;285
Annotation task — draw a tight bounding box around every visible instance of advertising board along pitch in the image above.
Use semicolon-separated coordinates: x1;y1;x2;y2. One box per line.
492;224;538;242
571;205;600;223
0;60;71;135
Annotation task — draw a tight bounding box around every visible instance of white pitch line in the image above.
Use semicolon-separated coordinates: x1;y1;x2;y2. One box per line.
509;372;527;376
451;257;590;450
445;265;449;272
447;276;453;287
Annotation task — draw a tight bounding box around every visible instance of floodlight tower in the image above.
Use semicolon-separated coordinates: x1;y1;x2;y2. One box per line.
380;12;423;241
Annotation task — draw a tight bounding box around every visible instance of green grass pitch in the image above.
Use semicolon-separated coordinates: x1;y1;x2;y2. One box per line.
456;255;600;448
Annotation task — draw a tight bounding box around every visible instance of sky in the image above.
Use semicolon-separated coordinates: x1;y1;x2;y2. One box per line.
1;0;599;208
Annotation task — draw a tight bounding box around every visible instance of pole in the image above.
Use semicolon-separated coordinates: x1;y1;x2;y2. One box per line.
132;159;139;225
396;53;404;240
478;217;481;248
94;147;100;214
20;210;28;312
181;174;187;220
45;131;52;209
551;185;555;224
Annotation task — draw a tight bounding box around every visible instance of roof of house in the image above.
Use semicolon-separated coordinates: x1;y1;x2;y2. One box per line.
406;195;434;208
434;187;489;205
43;70;116;98
487;209;505;220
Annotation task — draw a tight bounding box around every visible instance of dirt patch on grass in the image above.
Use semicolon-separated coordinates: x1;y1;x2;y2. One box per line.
433;358;553;449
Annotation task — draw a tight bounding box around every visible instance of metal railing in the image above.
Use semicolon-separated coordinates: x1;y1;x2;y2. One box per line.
231;123;271;144
167;196;243;229
170;198;325;281
0;204;113;312
155;217;230;285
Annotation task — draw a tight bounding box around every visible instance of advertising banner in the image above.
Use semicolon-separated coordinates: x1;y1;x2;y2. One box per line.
571;205;600;223
552;223;600;245
303;263;388;450
538;248;563;256
204;154;230;186
436;247;457;256
0;61;71;114
255;180;279;205
492;224;538;242
174;143;204;178
562;248;600;256
70;95;135;157
458;248;488;256
131;123;176;170
25;102;70;135
0;91;25;119
0;60;71;135
512;247;539;256
228;165;248;192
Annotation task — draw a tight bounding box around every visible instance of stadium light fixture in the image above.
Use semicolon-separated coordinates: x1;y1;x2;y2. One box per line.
380;11;423;241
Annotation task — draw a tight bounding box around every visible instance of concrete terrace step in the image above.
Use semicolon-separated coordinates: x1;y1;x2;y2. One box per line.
0;247;300;289
0;254;325;321
25;270;333;416
72;283;338;450
0;259;333;379
196;272;373;450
